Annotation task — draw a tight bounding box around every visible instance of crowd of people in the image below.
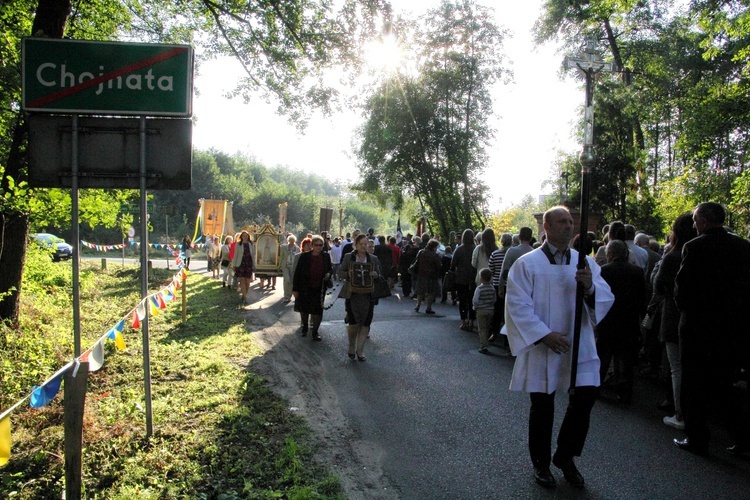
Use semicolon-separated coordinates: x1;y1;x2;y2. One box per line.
187;203;749;488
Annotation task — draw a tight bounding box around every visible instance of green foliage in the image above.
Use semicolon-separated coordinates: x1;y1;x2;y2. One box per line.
148;149;405;240
730;169;750;232
653;173;699;236
0;264;342;498
536;1;750;229
487;195;547;238
356;0;511;238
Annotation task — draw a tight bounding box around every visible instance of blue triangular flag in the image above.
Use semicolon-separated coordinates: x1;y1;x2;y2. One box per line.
30;374;64;408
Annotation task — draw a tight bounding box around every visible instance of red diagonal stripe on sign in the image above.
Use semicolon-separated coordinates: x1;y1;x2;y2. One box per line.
26;46;189;109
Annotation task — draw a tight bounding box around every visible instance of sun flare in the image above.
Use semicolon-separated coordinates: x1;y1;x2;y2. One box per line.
364;34;402;72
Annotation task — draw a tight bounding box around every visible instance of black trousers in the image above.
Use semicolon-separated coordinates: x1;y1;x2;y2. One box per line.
681;339;746;447
456;283;476;321
489;285;504;335
529;387;598;468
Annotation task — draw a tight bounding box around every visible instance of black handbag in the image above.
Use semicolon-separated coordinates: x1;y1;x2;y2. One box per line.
372;277;391;299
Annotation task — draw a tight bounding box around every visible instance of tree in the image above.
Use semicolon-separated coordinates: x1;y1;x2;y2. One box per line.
355;0;510;238
0;0;390;323
537;1;750;232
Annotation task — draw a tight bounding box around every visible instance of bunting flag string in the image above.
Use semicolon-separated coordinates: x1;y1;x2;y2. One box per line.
81;241;183;252
0;266;187;466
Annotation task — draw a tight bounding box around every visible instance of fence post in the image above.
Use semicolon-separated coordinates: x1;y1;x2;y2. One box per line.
101;258;106;270
64;362;89;500
181;271;187;324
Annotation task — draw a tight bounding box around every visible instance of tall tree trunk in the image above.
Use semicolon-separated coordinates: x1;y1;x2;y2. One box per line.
0;0;71;324
0;117;29;326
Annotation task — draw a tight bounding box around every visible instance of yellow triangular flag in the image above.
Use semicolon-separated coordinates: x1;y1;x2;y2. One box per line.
114;330;126;349
148;296;160;316
0;414;11;466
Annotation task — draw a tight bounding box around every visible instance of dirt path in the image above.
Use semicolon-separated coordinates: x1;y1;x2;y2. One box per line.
241;291;396;499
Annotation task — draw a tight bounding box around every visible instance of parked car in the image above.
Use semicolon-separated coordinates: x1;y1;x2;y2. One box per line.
31;233;73;261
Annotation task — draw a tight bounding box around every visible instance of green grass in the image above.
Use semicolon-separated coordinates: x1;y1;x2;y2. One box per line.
0;246;342;499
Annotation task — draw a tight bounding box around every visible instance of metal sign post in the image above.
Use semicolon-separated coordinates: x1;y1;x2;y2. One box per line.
23;38;194;441
139;116;153;437
563;37;616;395
71;115;81;357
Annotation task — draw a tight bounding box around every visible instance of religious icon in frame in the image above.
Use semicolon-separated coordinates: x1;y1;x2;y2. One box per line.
349;261;374;294
251;222;281;273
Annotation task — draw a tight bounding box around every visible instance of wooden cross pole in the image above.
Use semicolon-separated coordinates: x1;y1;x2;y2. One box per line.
563;37;616;395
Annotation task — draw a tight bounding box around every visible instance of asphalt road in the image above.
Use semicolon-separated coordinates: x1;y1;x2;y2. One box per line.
274;281;750;499
96;259;750;498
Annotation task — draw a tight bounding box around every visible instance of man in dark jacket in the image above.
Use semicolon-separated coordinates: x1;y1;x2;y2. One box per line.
673;202;750;456
596;240;648;404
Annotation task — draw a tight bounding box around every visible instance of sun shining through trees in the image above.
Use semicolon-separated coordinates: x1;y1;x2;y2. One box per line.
363;33;403;73
356;0;511;238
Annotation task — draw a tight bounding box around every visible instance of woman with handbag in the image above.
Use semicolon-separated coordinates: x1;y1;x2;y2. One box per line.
414;239;443;314
293;235;332;341
338;234;382;361
231;230;255;304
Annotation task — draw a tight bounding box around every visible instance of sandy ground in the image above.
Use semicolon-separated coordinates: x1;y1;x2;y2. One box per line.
239;284;396;499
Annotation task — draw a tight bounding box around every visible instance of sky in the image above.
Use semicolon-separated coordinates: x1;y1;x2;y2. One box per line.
191;0;584;211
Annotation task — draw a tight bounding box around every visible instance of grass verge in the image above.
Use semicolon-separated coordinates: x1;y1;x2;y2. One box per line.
0;249;341;499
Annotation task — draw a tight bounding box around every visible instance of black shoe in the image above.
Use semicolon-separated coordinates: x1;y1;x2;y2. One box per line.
312;332;321;341
348;352;356;360
425;309;435;314
552;455;584;488
533;467;556;488
674;437;708;455
301;326;308;337
357;354;366;362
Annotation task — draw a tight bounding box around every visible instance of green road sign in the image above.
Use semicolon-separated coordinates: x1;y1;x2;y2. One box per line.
22;38;193;116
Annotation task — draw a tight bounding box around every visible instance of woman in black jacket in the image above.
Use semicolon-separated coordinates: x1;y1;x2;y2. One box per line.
293;235;332;341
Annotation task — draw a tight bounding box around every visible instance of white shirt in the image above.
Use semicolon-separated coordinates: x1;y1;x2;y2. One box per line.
626;240;649;276
330;244;343;264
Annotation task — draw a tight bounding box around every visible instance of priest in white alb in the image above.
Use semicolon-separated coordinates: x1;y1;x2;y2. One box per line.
504;206;614;489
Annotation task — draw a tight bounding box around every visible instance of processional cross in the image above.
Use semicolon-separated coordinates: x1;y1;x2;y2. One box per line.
562;37;617;395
